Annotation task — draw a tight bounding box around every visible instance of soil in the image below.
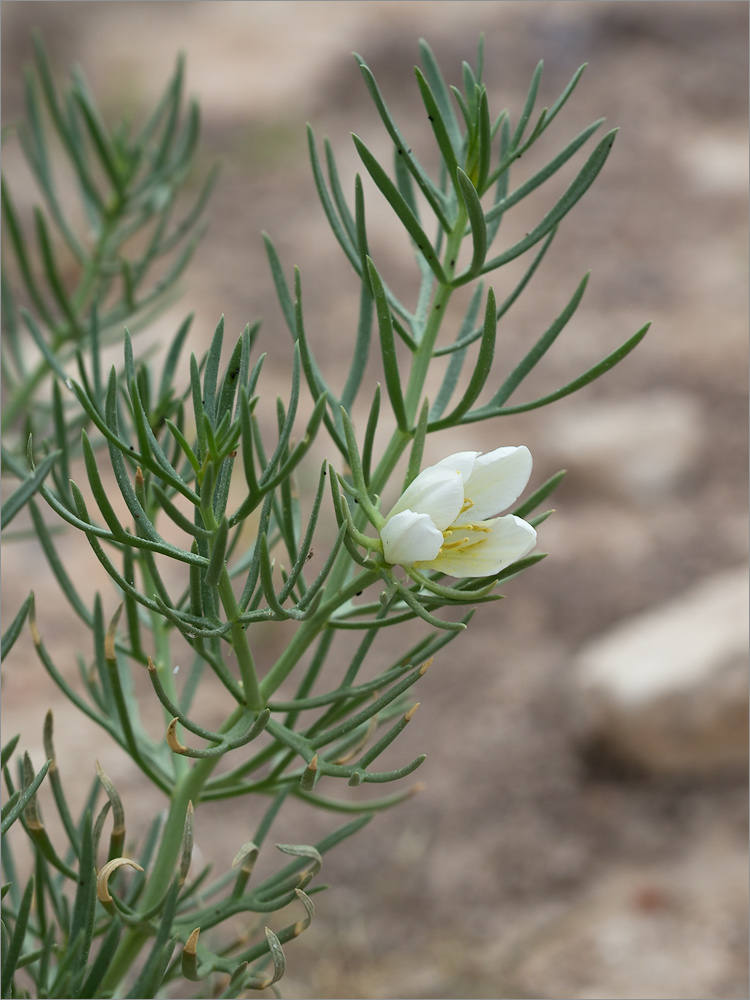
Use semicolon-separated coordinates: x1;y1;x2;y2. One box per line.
2;3;748;999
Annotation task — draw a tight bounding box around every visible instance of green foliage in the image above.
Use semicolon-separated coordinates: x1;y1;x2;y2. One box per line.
1;34;647;998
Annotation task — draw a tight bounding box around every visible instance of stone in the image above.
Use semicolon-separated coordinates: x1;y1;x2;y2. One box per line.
543;391;705;500
573;567;748;774
499;831;749;1000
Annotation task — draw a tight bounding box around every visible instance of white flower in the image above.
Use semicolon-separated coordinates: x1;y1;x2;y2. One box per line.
380;447;537;578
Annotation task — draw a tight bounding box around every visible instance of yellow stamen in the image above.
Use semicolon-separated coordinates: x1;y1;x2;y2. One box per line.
442;536;471;550
438;521;493;556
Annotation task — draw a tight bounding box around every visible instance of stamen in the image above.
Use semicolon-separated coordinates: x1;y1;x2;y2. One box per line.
440;521;493;552
441;536;470;550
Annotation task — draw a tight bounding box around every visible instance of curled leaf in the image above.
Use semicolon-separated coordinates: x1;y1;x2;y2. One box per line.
96;857;144;903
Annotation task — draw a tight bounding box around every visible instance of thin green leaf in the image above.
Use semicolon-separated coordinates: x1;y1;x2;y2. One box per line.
429;282;484;419
485;118;605;223
341;278;373;412
71;74;125;196
157;162;220;258
43;710;82;856
0;876;34;997
1;736;20;771
355;56;451;229
361;384;381;487
68;814;96;974
513;470;566;519
402;398;430;495
258;344;301;488
476;86;492;194
124;887;180;998
19;306;69;383
454;167;487;281
395;583;467;632
2;757;51;835
81;430;129;539
205;516;229;588
34;207;81;333
32;34;105;215
156;315;193;409
366;258;409;432
21;70;86;263
415;68;460;186
78;921;122;998
510;59;544;151
306;126;360;274
429;286;497;429
468;322;651;419
352;134;447;284
418;39;462;154
477;129;618;279
292;268;346;455
486;271;590;410
2;449;60;529
1;178;56;330
28;499;93;626
324;137;357;248
538;63;588;138
202;314;225;425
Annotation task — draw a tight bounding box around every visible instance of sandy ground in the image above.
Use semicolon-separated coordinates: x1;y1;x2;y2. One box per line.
2;3;748;998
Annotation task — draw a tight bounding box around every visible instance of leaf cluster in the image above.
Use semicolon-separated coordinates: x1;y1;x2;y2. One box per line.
1;35;648;999
266;37;648;469
1;719;358;999
2;34;216;510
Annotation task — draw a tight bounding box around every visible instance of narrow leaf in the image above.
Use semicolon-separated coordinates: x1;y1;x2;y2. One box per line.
510;59;544;151
0;876;34;997
355;57;450;229
486;271;590;410
353;134;447;284
454;167;487;281
418;39;462;153
477;130;618;279
2;449;60;529
429;286;497;429
485;118;604;223
415;68;460;184
468;323;651;420
366;258;408;431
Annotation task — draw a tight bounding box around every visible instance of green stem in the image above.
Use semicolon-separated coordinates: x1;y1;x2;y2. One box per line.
70;212;119;316
99;706;244;995
401;207;466;422
374;205;467;492
402;281;453;425
259;569;380;700
257;207;470;703
140;557;189;784
200;496;263;712
217;565;263;711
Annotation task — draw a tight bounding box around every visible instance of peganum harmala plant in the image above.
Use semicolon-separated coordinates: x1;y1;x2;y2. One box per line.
1;35;648;999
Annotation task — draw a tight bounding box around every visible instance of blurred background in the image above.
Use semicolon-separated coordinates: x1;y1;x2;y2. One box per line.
2;2;748;998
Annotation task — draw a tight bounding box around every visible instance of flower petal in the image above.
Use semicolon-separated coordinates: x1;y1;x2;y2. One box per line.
422;514;536;578
386;465;464;530
459;446;532;522
381;510;444;565
432;451;480;485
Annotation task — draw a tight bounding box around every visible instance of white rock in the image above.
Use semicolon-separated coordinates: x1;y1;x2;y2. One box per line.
574;568;748;774
679;132;750;196
545;391;705;500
